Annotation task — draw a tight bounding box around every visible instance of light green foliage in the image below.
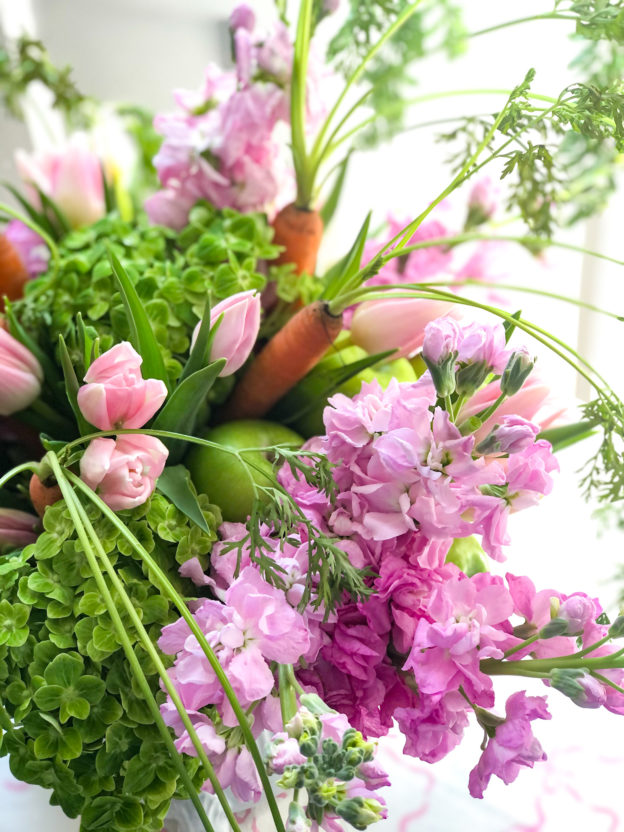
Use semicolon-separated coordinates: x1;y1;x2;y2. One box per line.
0;492;221;831
15;202;280;386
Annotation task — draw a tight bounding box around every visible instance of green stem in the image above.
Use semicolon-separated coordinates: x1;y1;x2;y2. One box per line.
65;470;287;832
48;456;218;832
468;12;578;40
591;671;624;697
291;0;314;207
308;0;425;189
67;481;243;832
0;201;59;279
0;460;38;490
482;654;624;675
503;633;540;658
474;393;507;425
572;635;611;659
278;664;298;729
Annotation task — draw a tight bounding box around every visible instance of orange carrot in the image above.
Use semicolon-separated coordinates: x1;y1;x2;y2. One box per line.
223;300;343;420
272;203;324;276
29;473;62;518
0;234;29;306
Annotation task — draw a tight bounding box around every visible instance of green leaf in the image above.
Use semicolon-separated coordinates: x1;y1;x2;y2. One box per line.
320;151;352;228
151;359;225;462
179;297;211;383
58;335;92;435
156;465;211;533
123;755;156;793
108;247;170;389
539;419;597;452
322;211;371;301
33;684;64;711
44;652;83;687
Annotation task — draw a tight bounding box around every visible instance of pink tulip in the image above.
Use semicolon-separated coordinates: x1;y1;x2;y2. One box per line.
4;220;49;278
0;508;39;547
0;329;43;416
192;290;261;376
459;375;564;443
350;297;458;359
79;434;169;511
15;133;105;229
77;342;168;430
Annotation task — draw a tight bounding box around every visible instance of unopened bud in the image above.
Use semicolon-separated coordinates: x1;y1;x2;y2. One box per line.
285;801;311;832
539;618;570;639
550;668;606;709
455;359;491;397
500;348;535;396
608;615;624;638
336;796;387;829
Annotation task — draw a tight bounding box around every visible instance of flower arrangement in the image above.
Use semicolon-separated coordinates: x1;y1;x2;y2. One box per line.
0;2;624;831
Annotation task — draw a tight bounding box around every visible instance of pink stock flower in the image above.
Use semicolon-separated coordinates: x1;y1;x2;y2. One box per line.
403;572;514;706
0;508;39;548
422;316;462;364
77;342;168;430
468;691;551;798
396;690;470;763
205;746;262;803
4;220;49;277
79;434;168;510
229;3;256;31
15;133;105;229
191;290;261;375
476;415;539;456
0;328;43;415
557;594;598;635
457;321;510;373
350;297;458;358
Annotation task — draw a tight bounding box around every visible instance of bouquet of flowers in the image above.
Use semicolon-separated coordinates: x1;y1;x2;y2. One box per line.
1;2;624;830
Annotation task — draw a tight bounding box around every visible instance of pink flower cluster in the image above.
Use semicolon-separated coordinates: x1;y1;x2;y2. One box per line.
145;6;331;228
78;343;168;510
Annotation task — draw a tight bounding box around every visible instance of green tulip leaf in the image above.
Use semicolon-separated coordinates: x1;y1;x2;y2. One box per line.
156;465;211;533
58;334;92;435
108;248;170;389
322;210;372;301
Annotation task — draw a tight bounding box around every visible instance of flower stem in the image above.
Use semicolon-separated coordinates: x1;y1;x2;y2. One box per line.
65;469;287;832
468;12;578;40
503;633;540;658
0;460;38;490
48;455;219;832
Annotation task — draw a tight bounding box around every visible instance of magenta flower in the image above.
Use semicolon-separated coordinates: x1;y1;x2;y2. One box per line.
476;415;539;456
191;290;261;376
0;507;39;548
396;690;470;763
79;434;168;510
468;691;551;798
4;220;49;277
77;342;167;430
0;328;43;416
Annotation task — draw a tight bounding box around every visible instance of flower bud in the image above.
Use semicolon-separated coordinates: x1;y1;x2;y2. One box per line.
16;133;105;229
0;508;39;548
0;328;43;415
192;290;261;376
336;796;387;828
285;801;311;832
558;595;596;636
455;360;490;397
609;616;624;638
351;298;458;360
476;415;539;456
500;348;535;397
550;668;606;709
539;618;570;639
79;434;169;511
422;317;460;397
229;3;255;31
77;342;168;430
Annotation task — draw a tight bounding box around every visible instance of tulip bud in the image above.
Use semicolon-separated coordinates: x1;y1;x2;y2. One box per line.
15;134;105;230
351;298;458;360
77;342;168;430
79;434;168;511
501;348;535;397
0;329;43;415
192;290;261;376
0;508;39;548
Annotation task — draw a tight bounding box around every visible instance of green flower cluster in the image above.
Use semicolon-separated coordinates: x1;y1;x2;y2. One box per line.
15;202;280;383
0;492;221;832
278;704;385;831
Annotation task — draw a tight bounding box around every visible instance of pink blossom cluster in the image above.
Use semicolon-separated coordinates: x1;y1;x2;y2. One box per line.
145;6;332;228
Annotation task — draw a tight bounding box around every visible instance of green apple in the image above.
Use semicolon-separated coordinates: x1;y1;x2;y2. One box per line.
186;420;303;522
